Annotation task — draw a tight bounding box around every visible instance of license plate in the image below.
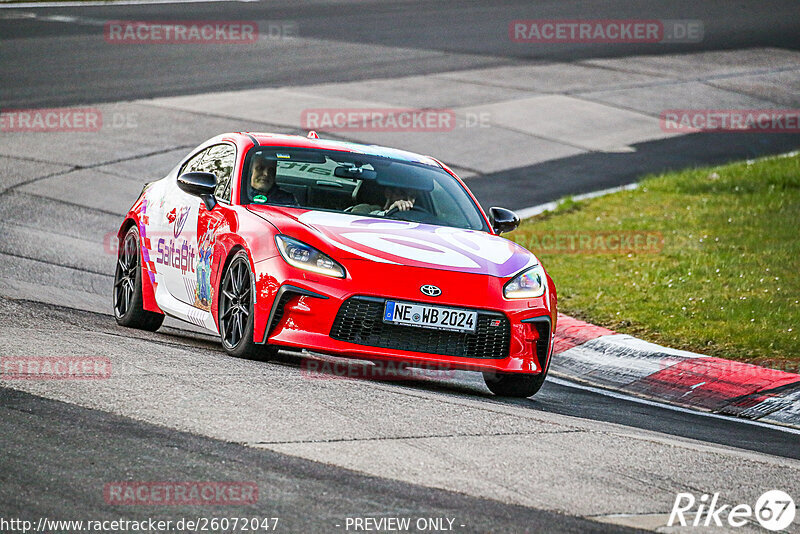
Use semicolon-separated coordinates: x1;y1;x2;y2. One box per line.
383;300;477;333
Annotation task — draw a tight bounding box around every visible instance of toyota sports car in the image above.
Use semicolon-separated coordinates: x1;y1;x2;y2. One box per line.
113;132;557;397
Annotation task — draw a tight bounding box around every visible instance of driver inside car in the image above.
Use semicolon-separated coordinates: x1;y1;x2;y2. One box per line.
249;154;299;206
348;186;416;216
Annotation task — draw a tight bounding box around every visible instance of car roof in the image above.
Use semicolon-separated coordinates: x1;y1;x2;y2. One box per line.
240;132;441;167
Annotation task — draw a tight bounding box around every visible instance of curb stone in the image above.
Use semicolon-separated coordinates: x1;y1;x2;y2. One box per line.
551;314;800;429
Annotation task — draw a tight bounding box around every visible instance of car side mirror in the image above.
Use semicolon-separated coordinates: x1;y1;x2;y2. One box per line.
489;207;520;234
178;172;217;211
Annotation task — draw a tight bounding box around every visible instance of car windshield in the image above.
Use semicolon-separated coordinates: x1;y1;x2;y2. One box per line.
240;147;487;231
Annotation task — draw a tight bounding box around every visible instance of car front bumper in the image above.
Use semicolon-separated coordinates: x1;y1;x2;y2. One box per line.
251;257;557;374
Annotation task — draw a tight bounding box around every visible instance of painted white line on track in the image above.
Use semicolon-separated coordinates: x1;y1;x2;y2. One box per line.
548;376;800;435
0;0;255;8
0;12;108;25
515;183;639;220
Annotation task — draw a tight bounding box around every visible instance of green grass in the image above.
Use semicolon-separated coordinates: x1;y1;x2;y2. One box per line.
508;152;800;369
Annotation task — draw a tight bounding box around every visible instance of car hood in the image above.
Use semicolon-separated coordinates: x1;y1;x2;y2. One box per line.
249;207;537;278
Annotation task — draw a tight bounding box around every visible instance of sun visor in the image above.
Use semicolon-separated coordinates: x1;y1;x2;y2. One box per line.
375;165;435;192
254;150;327;164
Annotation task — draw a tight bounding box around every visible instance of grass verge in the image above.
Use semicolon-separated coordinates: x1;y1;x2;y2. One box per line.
508;152;800;369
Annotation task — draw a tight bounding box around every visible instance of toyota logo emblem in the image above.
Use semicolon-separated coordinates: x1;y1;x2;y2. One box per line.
420;285;442;297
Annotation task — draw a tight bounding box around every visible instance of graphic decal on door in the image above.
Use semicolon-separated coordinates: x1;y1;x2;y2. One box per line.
195;227;216;311
138;196;158;289
173;206;190;238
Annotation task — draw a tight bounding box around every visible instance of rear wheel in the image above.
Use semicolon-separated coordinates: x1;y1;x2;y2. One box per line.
219;251;276;360
113;226;164;331
483;370;547;398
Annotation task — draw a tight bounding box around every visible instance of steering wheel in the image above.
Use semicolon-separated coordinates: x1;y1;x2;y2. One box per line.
384;204;434;222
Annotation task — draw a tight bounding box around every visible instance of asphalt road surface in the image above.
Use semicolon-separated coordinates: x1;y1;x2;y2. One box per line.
1;1;799;532
4;0;798;210
1;386;638;534
2;0;800;108
1;297;798;532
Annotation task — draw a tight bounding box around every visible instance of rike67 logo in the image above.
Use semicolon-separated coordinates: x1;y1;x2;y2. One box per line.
669;490;795;531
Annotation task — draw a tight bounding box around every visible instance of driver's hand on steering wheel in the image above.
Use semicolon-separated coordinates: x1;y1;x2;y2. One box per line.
387;199;414;212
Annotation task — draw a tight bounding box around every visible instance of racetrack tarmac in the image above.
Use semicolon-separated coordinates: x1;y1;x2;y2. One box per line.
1;1;799;532
1;386;642;534
1;295;799;532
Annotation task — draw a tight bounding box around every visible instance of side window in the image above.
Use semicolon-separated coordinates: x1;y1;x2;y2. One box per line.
202;144;236;202
178;145;236;203
179;148;210;176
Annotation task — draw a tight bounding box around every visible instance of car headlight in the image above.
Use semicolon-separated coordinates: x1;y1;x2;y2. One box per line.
275;235;346;278
504;264;546;299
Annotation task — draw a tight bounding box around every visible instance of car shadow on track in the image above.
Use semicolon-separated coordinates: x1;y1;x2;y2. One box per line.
267;347;545;405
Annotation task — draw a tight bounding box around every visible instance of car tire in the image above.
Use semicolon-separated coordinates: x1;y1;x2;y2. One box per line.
218;251;277;361
483;369;547;398
113;226;165;331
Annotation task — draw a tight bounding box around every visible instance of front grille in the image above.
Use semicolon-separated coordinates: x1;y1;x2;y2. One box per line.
330;296;510;359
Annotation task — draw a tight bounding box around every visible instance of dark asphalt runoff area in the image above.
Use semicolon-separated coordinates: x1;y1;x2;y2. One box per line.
1;297;798;531
2;0;798;210
2;0;800;108
1;1;800;531
1;386;643;534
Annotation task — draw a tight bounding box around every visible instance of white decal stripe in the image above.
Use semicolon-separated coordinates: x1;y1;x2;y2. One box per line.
325;239;400;265
183;277;199;305
186;308;207;327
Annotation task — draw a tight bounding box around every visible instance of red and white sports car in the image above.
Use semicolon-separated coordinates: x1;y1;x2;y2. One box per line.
114;132;557;397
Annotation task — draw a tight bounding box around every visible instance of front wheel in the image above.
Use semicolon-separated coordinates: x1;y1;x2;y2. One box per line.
113;226;164;331
483;370;547;398
218;251;276;360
